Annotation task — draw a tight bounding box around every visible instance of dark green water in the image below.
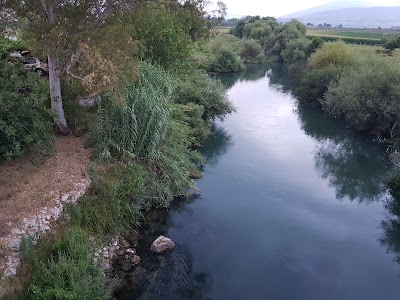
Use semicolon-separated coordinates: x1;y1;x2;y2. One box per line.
119;64;400;300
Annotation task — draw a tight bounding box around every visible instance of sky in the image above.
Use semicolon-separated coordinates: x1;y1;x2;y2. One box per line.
219;0;400;18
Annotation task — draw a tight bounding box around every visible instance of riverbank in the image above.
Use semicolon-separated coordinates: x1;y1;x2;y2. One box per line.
0;136;91;297
112;63;400;299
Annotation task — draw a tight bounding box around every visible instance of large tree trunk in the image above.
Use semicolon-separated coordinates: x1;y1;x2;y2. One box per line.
48;52;69;135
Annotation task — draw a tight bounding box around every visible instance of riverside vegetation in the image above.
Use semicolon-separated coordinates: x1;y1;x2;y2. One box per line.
225;17;400;204
2;4;400;297
0;1;234;299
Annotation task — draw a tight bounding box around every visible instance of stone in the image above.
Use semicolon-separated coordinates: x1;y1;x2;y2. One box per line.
150;235;175;253
131;255;140;265
126;248;136;255
9;239;20;251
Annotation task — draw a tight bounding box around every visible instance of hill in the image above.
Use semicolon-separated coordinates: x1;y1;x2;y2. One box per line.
280;6;400;28
282;0;375;18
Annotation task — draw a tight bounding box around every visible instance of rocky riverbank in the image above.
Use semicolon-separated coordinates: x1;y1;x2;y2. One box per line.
0;178;90;297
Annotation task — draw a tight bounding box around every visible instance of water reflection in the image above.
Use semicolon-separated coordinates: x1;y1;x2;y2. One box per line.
266;63;294;93
200;124;233;167
268;66;391;202
216;64;269;89
381;194;400;264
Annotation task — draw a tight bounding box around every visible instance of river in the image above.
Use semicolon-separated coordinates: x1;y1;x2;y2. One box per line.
116;64;400;300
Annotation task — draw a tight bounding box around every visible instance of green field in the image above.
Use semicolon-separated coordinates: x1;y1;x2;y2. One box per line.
307;29;400;45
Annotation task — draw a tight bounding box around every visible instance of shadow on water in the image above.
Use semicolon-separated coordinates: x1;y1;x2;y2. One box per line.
200;124;233;168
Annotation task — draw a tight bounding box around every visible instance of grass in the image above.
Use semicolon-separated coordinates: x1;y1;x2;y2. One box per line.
346;44;400;67
215;27;231;34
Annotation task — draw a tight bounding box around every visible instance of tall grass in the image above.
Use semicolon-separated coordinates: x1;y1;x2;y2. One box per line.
95;62;175;160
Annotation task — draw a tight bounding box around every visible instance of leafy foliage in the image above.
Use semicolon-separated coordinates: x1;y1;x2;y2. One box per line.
308;41;357;69
118;2;192;70
92;62;203;217
95;62;174;160
207;48;244;73
323;57;400;135
281;37;311;64
174;71;235;121
238;39;265;63
383;35;400;52
21;228;110;300
0;37;26;59
293;42;357;106
0;59;53;159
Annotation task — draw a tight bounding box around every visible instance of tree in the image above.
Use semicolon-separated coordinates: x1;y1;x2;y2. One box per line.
1;0;130;133
0;0;212;134
383;35;400;52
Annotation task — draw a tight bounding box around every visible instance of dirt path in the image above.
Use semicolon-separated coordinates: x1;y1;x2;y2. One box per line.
0;135;92;295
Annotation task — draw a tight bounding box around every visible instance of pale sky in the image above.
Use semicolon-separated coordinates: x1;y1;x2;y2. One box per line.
218;0;400;18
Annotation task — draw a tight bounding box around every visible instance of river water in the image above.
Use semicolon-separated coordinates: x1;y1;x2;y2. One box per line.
117;64;400;300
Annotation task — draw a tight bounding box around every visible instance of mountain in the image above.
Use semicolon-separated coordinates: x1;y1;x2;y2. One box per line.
282;0;376;18
281;6;400;28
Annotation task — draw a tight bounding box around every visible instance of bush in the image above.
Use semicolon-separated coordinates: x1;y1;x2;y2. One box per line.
294;64;344;105
238;39;265;63
0;38;26;59
0;60;53;159
118;2;192;70
207;48;245;73
323;57;400;135
307;36;324;56
21;228;110;300
293;41;357;106
281;37;311;64
308;41;358;69
174;71;235;121
61;79;95;131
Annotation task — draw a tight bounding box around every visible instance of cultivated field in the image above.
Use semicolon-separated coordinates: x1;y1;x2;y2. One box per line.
307;28;400;45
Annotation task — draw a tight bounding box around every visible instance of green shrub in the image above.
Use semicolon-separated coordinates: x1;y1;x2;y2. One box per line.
281;37;311;64
61;79;95;131
21;228;110;300
0;38;26;59
92;62;202;223
308;41;358;69
206;34;242;55
307;36;324;56
0;60;53;159
294;64;344;105
238;39;265;63
118;2;192;70
323;57;400;135
174;71;235;121
207;48;245;73
264;20;307;61
293;41;357;106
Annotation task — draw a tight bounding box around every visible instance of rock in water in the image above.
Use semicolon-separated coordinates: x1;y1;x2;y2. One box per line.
150;236;175;253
